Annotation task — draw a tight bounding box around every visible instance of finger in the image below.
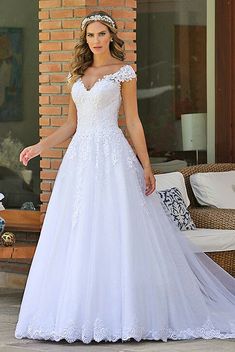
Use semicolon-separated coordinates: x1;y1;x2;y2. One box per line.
20;148;29;162
145;180;156;195
19;150;26;162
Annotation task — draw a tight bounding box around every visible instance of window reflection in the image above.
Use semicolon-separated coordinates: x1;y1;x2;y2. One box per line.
0;0;39;209
137;0;207;172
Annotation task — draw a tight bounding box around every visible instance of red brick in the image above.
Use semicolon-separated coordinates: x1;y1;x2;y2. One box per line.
39;53;50;62
62;63;70;72
126;0;136;8
41;182;52;191
62;20;81;29
39;32;50;41
50;95;69;104
116;21;124;30
51;160;62;169
39;85;61;93
39;20;61;30
39;63;61;72
50;9;73;18
125;41;136;51
63;0;85;6
40;149;62;158
118;118;126;126
39;107;61;115
39;96;50;105
62;85;71;94
39;42;61;52
50;74;67;83
50;52;72;61
125;52;136;62
40;193;51;202
40;159;51;168
125;21;136;30
40;204;48;213
40;117;50;126
39;74;50;83
39;10;49;19
85;0;98;5
62;41;75;50
40;213;46;223
40;170;58;180
73;8;87;17
112;9;136;19
39;0;61;9
99;0;124;5
118;31;136;41
51;31;74;40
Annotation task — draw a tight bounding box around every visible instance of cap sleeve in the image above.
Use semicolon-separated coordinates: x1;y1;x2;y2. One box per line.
114;65;137;83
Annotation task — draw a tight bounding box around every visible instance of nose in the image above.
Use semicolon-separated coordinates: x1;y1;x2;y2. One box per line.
93;38;100;44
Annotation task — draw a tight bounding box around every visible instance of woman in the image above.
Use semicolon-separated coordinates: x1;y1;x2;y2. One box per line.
15;10;235;344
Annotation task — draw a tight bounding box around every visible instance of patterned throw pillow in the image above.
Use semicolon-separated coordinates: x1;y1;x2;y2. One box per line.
157;187;196;231
0;217;5;235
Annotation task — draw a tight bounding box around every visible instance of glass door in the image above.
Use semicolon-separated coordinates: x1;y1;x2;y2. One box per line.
137;0;208;172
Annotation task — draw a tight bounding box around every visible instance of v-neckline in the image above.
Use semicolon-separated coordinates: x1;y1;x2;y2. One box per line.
79;64;128;92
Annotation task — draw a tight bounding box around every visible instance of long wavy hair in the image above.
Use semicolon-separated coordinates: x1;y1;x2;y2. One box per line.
68;10;126;85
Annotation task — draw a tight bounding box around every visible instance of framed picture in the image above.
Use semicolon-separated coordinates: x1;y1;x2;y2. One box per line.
0;28;23;122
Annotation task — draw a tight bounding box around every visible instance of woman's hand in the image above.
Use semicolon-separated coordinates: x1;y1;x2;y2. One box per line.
19;142;42;166
144;166;156;196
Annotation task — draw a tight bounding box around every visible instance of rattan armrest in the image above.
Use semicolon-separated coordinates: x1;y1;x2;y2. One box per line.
189;207;235;230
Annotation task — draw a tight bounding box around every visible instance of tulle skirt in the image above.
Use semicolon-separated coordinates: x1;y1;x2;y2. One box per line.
15;128;235;343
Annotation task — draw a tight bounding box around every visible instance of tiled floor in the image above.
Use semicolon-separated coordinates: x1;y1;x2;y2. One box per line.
0;288;234;352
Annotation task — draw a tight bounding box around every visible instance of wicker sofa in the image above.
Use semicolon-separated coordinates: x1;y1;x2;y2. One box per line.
179;163;235;276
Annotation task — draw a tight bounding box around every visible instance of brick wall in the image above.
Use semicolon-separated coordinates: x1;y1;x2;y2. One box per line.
39;0;137;223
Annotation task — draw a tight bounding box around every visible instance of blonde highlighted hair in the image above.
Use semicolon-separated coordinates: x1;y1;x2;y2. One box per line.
68;10;125;85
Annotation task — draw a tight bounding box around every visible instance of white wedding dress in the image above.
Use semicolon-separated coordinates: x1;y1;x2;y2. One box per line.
15;64;235;344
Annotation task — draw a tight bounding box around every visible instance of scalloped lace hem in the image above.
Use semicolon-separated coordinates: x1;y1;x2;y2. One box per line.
15;318;235;344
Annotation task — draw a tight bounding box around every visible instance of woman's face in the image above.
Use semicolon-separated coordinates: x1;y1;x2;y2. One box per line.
85;21;112;55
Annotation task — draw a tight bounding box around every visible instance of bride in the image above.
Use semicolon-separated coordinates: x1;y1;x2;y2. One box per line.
15;10;235;344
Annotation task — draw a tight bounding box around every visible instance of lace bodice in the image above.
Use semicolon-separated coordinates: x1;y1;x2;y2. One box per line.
69;64;137;134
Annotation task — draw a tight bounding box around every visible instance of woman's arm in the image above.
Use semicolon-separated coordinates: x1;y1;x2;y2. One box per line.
20;95;77;166
40;95;77;150
121;78;156;195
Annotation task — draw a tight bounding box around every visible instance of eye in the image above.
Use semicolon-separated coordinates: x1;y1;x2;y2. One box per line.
99;32;106;35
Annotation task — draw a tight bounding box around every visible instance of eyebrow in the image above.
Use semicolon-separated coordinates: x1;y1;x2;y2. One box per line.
87;30;107;34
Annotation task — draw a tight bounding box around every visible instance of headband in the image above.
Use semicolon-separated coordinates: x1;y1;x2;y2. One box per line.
81;14;116;31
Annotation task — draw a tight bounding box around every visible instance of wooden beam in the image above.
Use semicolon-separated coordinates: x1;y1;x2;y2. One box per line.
0;210;41;232
215;0;235;162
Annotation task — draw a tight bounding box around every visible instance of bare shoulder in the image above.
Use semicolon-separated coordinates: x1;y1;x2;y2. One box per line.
109;61;128;70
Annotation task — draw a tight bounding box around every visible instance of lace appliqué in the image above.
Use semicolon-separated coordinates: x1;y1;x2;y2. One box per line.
67;129;127;230
15;316;235;344
125;142;150;216
111;64;137;84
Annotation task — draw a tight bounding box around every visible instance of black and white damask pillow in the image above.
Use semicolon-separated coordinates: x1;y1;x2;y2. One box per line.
157;187;196;231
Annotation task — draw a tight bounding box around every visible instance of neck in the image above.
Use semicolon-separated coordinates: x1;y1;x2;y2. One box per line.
92;51;114;67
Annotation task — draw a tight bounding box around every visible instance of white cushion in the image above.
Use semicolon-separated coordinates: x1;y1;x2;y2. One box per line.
0;193;4;211
190;171;235;209
154;172;190;207
183;228;235;252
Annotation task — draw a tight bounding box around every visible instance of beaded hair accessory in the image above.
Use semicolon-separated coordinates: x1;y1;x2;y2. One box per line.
81;14;116;31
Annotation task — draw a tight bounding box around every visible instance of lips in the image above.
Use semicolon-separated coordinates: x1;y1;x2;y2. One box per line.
94;47;102;48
